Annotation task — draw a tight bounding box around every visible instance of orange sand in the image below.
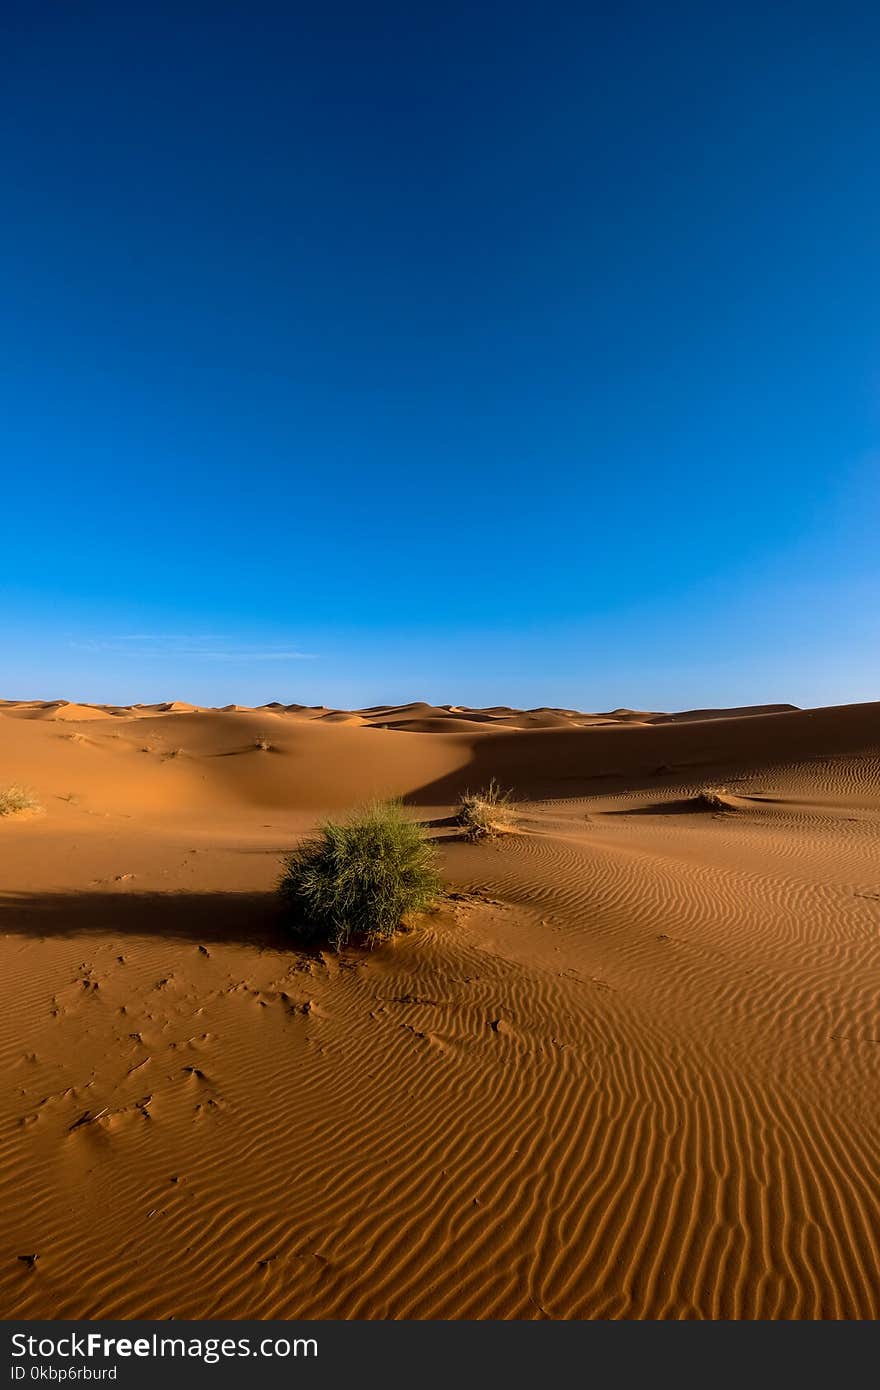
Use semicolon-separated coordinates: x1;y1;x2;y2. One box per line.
1;697;878;1318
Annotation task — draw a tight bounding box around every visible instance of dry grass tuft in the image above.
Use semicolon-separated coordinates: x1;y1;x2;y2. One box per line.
696;786;730;811
0;785;41;817
457;779;516;840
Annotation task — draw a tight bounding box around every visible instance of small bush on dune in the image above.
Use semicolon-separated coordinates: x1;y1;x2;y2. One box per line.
0;785;40;817
278;800;440;949
457;779;515;840
697;786;729;810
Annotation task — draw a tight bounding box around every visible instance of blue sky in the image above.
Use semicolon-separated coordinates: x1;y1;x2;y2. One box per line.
2;3;878;710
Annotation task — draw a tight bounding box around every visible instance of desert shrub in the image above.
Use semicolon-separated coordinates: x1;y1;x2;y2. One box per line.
278;800;440;949
254;734;272;751
697;786;729;810
0;785;40;817
457;779;515;840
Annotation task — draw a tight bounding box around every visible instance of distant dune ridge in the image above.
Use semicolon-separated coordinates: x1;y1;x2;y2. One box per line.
0;697;801;727
1;695;879;1319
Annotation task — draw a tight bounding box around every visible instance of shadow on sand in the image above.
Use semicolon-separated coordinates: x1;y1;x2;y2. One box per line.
0;888;297;952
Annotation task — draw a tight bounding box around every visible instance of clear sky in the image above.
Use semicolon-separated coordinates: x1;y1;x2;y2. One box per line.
2;2;878;710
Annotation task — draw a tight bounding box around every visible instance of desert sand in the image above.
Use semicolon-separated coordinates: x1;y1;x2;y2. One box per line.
1;696;878;1319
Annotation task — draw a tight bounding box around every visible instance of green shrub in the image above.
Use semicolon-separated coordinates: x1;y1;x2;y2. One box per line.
457;779;515;840
278;800;440;949
0;785;40;817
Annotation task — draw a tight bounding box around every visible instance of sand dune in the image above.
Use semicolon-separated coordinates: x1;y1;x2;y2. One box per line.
649;703;800;724
1;696;878;1318
1;701;115;722
0;697;804;730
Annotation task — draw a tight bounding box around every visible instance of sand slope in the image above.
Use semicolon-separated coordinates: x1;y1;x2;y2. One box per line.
1;698;878;1318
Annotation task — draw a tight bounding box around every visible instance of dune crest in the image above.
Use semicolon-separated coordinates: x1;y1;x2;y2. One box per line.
0;697;804;731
